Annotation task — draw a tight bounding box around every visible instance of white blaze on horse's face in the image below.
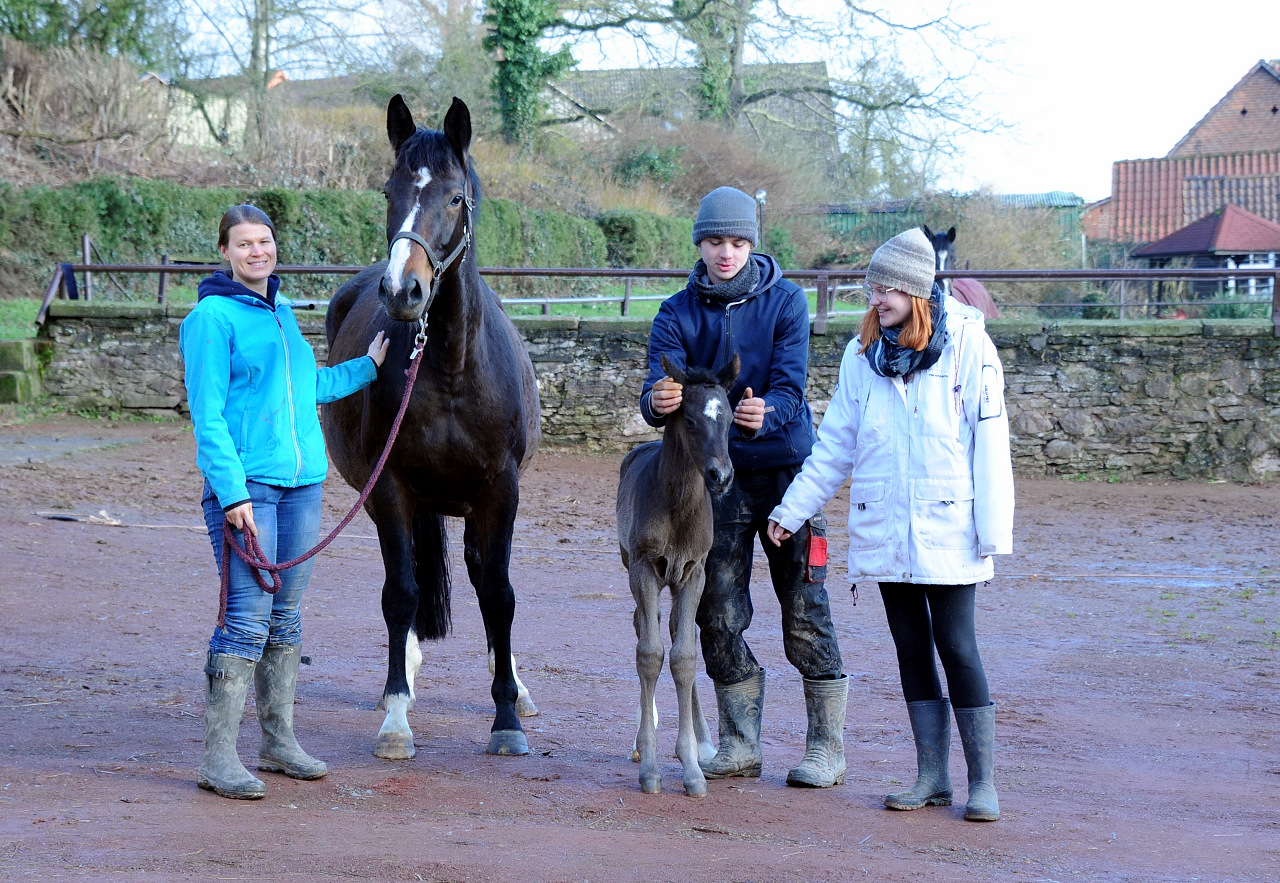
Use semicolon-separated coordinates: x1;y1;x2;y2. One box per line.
386;167;434;295
703;397;723;422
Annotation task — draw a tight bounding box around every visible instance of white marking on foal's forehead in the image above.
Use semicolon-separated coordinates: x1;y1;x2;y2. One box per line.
703;397;723;421
415;167;432;190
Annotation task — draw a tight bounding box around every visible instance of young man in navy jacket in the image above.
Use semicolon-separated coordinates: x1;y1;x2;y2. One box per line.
639;186;848;788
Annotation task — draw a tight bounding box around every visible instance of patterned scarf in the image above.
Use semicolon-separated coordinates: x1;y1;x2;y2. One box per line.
688;256;761;304
865;284;947;378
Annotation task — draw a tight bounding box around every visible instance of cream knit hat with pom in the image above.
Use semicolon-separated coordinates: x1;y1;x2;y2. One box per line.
865;227;936;299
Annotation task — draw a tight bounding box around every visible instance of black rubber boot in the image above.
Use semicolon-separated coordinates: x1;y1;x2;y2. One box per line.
699;668;764;779
786;675;848;788
885;699;953;810
255;644;327;780
955;703;1000;821
198;653;266;799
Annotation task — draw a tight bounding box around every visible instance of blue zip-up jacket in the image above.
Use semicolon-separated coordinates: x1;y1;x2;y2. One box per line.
640;253;816;471
179;271;378;511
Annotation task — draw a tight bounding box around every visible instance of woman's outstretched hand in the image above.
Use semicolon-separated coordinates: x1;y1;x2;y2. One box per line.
766;519;791;547
367;330;390;367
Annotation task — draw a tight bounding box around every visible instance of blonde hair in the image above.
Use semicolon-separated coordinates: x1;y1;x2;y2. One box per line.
857;296;934;354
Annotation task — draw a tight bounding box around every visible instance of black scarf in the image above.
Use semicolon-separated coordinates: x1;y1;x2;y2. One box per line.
865;284;947;378
689;256;761;304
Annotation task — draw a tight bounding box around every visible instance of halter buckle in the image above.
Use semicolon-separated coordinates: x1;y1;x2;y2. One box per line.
410;317;428;362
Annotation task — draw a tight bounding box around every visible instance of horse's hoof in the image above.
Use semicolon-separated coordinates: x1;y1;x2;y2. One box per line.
640;774;661;794
684;778;708;799
374;733;416;760
487;729;529;756
516;695;540;717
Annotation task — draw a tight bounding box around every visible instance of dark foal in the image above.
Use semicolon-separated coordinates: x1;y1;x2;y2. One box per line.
322;96;541;759
921;223;1000;319
616;354;739;797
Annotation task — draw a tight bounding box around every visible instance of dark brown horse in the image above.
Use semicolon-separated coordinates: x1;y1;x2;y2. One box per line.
322;96;540;759
617;354;738;797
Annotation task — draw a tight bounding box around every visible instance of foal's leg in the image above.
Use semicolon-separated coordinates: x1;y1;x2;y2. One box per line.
630;561;664;794
671;563;709;798
676;621;716;763
472;521;539;718
370;479;420;760
470;471;528;755
632;607;661;763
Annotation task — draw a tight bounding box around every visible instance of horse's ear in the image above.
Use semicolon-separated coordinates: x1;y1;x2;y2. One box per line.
660;353;687;387
717;353;741;391
443;97;472;167
387;94;416;153
947;226;956;242
921;224;934;241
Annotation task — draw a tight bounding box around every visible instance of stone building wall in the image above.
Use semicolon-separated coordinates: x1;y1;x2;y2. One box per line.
38;303;1280;479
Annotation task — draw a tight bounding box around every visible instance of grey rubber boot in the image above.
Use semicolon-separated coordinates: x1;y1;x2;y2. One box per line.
885;699;953;809
955;703;1000;821
255;643;327;780
786;675;849;788
198;653;266;799
699;668;765;779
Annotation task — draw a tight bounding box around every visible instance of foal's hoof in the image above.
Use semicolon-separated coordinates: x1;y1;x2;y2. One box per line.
516;695;540;718
684;777;708;799
487;729;529;756
640;773;662;794
374;732;416;760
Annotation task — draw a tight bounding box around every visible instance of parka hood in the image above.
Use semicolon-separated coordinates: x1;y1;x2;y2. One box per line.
197;269;281;307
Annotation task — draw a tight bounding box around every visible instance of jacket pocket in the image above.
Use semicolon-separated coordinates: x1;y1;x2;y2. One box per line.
913;478;977;551
847;480;888;550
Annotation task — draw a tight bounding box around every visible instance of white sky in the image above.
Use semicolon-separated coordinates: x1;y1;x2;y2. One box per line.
566;0;1280;202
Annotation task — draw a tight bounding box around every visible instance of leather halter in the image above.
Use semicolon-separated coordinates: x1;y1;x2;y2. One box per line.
387;177;475;306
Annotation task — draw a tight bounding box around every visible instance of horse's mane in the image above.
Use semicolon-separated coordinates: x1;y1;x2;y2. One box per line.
683;365;721;387
399;128;483;210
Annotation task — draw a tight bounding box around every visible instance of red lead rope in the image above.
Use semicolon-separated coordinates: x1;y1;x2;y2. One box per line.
216;331;426;627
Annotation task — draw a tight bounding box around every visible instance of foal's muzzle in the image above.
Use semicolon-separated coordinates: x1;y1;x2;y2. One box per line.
706;461;734;496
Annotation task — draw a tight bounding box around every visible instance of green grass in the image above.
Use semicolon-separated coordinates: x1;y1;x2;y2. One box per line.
0;299;40;338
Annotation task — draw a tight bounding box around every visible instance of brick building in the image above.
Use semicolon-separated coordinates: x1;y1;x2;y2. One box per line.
1088;60;1280;245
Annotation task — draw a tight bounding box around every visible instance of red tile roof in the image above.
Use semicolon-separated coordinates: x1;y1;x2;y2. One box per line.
1132;203;1280;257
1169;60;1280;157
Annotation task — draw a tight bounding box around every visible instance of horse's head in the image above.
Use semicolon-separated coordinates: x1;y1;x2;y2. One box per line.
921;224;957;273
380;94;479;322
660;353;739;496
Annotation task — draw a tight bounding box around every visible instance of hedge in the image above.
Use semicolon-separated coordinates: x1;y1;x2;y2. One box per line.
0;177;687;300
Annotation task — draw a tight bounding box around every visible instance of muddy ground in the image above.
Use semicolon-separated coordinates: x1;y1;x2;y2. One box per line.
0;415;1277;882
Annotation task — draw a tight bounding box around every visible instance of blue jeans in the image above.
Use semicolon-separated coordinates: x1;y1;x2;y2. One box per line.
202;480;323;660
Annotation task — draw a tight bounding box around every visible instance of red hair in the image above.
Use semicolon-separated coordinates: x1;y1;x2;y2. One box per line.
857;297;933;354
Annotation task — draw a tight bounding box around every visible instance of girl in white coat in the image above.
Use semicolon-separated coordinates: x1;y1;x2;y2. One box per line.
767;227;1013;821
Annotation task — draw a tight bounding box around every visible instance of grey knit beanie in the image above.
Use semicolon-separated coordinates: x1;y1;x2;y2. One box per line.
866;227;936;299
692;187;759;246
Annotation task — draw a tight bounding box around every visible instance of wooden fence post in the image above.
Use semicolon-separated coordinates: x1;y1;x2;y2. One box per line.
82;233;93;302
157;254;169;304
814;274;829;335
622;276;631;316
1272;271;1279;338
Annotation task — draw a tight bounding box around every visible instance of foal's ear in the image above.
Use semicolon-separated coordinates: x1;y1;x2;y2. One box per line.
443;97;472;168
717;353;741;390
387;94;416;153
946;226;956;242
921;224;934;241
660;353;687;387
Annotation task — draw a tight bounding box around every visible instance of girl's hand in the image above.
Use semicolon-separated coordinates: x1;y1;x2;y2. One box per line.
226;502;258;537
367;331;390;367
766;519;791;547
734;387;766;431
651;376;683;415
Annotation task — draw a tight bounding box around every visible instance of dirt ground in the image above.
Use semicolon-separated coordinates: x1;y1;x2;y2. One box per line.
0;415;1277;882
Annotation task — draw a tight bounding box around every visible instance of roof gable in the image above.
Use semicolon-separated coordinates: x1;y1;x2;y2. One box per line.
1133;203;1280;257
1169;60;1280;157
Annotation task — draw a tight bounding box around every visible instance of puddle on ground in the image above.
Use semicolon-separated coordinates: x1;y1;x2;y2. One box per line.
0;435;144;467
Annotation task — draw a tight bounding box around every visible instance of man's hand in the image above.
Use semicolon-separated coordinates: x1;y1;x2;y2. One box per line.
766;519;791;546
734;387;765;431
651;376;683;416
226;502;258;537
367;330;390;367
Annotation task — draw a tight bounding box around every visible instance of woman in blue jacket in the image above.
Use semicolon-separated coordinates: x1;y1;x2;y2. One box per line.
180;204;389;800
640;187;847;789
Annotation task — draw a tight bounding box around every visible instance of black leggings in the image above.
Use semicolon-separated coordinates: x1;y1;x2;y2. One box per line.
879;582;990;709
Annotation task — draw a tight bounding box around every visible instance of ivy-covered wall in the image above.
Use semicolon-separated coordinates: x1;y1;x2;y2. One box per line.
0;178;698;300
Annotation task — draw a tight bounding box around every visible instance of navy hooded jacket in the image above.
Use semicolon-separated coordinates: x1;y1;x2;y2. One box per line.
640;253;815;471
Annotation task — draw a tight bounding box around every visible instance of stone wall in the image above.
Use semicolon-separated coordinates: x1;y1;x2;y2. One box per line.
38;302;1280;479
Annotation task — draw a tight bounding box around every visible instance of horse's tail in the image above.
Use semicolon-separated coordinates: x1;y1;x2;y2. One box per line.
412;512;452;640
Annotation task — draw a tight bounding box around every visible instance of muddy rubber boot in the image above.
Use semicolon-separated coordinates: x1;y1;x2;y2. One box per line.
699;668;765;779
885;699;953;809
786;675;849;788
198;653;266;799
255;644;327;780
955;703;1000;821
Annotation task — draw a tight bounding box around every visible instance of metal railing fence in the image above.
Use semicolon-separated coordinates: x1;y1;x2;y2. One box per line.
37;263;1280;337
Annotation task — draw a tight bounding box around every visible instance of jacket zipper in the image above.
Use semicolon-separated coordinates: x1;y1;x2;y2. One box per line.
273;311;303;484
720;297;749;373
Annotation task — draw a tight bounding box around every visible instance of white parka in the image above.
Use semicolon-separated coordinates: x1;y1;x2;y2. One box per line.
770;296;1014;585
